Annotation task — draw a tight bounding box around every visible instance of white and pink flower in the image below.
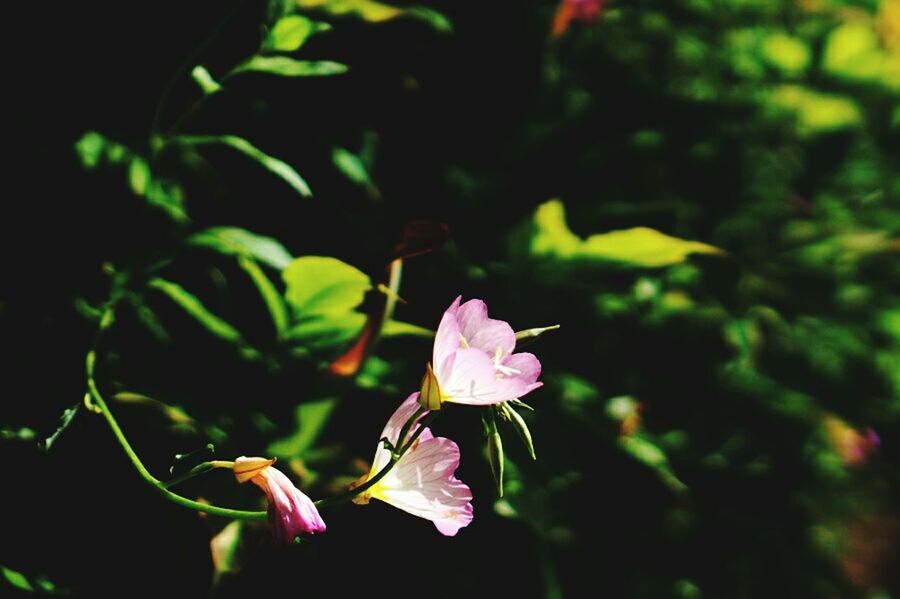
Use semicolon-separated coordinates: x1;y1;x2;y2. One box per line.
420;296;542;409
354;393;473;536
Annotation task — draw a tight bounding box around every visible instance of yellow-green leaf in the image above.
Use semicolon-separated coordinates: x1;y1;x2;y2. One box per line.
532;200;723;267
173;135;312;198
282;256;371;317
189;227;294;270
232;56;348;77
266;15;331;52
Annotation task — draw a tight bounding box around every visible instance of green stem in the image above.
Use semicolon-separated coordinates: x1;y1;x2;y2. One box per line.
315;408;439;508
149;0;248;140
86;348;266;522
394;405;426;453
163;460;235;489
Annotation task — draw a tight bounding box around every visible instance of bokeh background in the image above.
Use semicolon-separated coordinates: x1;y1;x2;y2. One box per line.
2;0;899;597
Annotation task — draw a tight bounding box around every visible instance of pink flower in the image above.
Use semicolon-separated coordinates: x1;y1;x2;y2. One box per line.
353;393;474;536
233;456;326;543
420;296;542;409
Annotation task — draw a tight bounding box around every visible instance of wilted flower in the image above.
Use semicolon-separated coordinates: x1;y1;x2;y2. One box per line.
419;296;542;409
822;415;880;467
353;393;473;536
552;0;607;36
233;456;326;543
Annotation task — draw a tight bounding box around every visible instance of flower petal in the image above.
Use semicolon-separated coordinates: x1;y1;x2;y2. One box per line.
370;392;430;474
261;466;326;542
442;347;514;405
373;437;473;536
433;296;462;374
456;299;516;356
501;352;542;385
233;456;277;483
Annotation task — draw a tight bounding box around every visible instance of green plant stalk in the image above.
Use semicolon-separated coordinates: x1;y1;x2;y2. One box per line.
86;348;267;521
163;460;235;489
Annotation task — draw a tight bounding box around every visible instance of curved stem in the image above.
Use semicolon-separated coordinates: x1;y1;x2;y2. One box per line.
86;348;267;522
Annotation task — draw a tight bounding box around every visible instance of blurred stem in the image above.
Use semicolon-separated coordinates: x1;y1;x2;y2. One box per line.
149;0;247;141
163;460;235;489
86;307;267;522
315;408;436;508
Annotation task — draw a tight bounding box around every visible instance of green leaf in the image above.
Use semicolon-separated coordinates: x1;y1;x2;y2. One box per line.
822;22;890;87
765;85;863;138
75;132;187;222
189;227;294;270
238;256;290;336
232;56;348;77
403;7;453;32
267;398;338;457
265;15;330;52
381;319;434;338
148;278;246;345
532;200;723;267
39;403;80;452
759;32;810;77
128;157;150;196
332;147;372;186
2;565;34;591
282;256;372;317
619;435;667;467
191;65;222;95
296;0;452;32
284;311;366;350
173;135;312;198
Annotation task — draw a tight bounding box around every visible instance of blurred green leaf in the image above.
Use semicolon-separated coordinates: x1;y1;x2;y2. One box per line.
128;157;150;195
764;85;862;137
232;56;348;77
238;256;290;336
822;22;897;90
532;200;723;267
332;147;373;186
265;15;330;52
1;565;64;594
284;311;366;350
173;135;312;198
297;0;452;32
267;398;337;457
381;319;434;337
282;256;372;317
2;565;34;592
189;227;294;270
191;65;222;95
759;32;810;76
149;278;248;347
75;132;187;221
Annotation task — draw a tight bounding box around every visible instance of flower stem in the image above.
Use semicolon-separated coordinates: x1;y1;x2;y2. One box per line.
86;322;266;521
315;408;438;508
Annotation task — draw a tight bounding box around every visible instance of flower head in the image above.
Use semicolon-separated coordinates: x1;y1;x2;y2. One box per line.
420;296;542;409
234;456;326;543
354;393;473;536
